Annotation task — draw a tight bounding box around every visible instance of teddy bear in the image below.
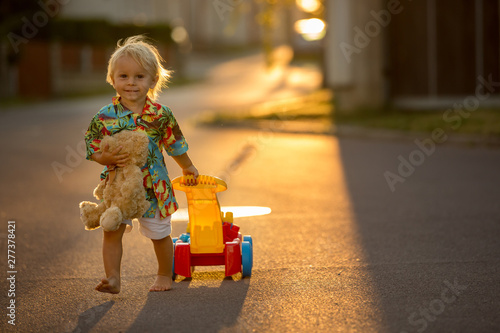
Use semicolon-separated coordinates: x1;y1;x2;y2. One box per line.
79;130;151;232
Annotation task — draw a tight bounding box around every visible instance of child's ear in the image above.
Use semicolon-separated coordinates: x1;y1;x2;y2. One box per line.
150;75;159;89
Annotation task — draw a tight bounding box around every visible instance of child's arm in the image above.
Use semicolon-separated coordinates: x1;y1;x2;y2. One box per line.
172;152;199;178
91;144;130;167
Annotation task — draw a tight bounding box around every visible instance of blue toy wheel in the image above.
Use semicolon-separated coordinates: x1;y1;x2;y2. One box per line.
243;235;253;247
241;241;253;278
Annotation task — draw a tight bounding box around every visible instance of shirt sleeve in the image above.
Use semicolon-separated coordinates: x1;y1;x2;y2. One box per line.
84;114;105;161
160;106;189;157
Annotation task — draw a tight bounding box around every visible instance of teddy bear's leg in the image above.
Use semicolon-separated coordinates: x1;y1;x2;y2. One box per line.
124;166;150;219
122;200;138;220
100;206;124;232
121;166;143;196
119;165;147;219
129;183;150;218
79;201;107;230
137;199;151;218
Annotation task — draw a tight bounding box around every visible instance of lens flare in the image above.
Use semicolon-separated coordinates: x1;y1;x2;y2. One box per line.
296;0;322;13
171;206;272;222
294;18;326;41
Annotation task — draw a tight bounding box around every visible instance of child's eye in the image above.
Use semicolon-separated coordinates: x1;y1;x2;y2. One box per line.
137;75;144;79
120;74;127;78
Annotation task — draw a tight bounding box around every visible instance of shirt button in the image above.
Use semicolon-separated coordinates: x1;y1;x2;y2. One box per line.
150;165;153;169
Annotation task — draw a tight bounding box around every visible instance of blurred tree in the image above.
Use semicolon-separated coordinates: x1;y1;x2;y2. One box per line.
1;0;49;63
253;0;325;67
0;0;43;34
254;0;294;67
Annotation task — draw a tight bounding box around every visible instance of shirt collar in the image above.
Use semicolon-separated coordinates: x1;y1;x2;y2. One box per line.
112;96;158;117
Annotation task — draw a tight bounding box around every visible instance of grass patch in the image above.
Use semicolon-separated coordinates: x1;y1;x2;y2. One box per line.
198;89;333;124
336;107;500;136
198;89;500;137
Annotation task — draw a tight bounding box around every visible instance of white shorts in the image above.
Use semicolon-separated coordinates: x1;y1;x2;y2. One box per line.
122;209;171;240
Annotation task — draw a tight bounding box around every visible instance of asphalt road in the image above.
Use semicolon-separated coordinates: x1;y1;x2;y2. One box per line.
1;52;500;332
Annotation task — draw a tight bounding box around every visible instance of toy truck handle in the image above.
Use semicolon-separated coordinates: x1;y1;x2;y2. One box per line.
172;175;228;193
171;174;228;254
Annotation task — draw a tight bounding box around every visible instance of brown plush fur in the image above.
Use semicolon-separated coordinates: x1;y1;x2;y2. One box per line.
79;131;151;232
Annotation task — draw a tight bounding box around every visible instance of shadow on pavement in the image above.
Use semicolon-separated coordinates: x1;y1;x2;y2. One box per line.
71;300;115;333
126;272;250;332
337;138;500;332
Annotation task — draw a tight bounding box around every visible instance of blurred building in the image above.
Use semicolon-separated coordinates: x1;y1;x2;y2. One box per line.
4;0;497;111
0;0;270;100
324;0;500;111
59;0;263;48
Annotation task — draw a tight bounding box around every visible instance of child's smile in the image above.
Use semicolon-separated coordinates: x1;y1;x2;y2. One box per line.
111;56;158;112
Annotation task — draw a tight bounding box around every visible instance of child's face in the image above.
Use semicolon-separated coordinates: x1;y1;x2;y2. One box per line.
111;55;158;107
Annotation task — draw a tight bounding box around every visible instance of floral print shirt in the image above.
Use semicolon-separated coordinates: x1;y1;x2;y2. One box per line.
84;96;188;219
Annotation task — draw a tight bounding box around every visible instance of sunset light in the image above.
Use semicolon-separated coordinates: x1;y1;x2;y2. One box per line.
294;18;326;41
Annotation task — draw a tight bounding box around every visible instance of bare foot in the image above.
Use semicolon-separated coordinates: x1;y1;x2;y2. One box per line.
95;277;120;294
149;275;173;292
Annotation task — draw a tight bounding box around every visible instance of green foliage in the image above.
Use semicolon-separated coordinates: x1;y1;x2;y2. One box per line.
198;88;500;137
1;15;173;46
0;0;42;36
334;107;500;135
48;19;173;45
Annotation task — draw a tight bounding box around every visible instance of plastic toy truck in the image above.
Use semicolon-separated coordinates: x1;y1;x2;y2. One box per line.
171;175;253;279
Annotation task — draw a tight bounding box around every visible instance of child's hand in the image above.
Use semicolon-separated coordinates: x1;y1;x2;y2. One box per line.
172;152;198;185
182;164;199;185
92;144;130;167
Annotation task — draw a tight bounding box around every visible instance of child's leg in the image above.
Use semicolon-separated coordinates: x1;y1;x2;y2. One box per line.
149;235;174;292
96;223;127;294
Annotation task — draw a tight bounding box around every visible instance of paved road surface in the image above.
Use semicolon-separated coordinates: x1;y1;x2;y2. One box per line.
1;52;499;332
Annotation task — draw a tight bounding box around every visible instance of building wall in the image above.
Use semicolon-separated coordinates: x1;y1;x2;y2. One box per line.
60;0;173;25
324;0;386;112
17;41;52;98
324;0;500;111
1;0;259;99
389;0;500;106
60;0;259;48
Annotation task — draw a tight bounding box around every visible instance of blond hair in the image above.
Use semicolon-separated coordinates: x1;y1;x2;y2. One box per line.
106;35;171;101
